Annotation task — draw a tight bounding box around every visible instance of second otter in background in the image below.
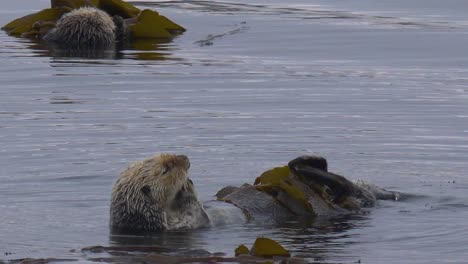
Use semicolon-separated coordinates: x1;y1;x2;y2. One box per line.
44;7;125;49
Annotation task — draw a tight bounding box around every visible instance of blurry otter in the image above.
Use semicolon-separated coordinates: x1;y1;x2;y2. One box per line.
110;154;211;233
110;154;399;233
2;0;186;55
44;7;125;49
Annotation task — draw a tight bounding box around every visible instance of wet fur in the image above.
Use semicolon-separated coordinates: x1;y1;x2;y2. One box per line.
110;154;210;233
45;7;116;48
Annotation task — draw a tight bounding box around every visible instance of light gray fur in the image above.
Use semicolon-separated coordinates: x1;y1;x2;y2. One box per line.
45;7;116;49
109;177;165;232
166;180;212;230
110;179;211;233
110;180;211;233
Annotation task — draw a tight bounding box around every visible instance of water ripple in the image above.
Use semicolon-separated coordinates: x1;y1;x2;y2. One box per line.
132;0;466;29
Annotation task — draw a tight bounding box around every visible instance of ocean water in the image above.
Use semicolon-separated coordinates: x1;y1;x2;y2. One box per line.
1;0;468;263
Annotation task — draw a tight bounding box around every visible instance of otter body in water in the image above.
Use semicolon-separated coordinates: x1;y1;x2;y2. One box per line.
110;154;399;232
44;7;122;49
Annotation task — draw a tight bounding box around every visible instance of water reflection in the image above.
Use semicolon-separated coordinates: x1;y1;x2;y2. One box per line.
15;35;178;61
110;229;209;250
125;38;176;60
272;215;368;262
107;214;369;263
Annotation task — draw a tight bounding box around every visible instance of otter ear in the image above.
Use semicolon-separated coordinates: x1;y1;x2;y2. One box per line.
141;185;152;196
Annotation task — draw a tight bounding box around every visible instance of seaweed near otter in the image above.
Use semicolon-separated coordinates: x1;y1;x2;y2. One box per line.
2;0;185;50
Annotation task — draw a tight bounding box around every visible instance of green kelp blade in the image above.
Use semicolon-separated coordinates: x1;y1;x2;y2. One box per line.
99;0;141;18
254;165;290;185
234;244;249;256
2;8;64;35
250;237;290;258
254;166;313;212
129;9;174;39
51;0;99;9
158;14;186;33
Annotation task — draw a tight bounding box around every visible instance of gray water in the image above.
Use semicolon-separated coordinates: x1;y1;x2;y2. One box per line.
1;0;468;263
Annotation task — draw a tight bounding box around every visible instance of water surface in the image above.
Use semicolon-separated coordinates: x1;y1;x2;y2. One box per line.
1;0;468;263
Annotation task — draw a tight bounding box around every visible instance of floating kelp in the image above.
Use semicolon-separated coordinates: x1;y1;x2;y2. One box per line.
254;165;315;214
51;0;139;18
249;237;290;258
128;9;182;39
94;0;140;18
2;8;65;37
234;244;250;256
51;0;98;9
223;155;385;220
2;0;185;41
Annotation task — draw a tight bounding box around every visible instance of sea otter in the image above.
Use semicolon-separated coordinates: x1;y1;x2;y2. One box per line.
110;154;399;233
2;0;186;50
110;154;211;233
44;7;124;48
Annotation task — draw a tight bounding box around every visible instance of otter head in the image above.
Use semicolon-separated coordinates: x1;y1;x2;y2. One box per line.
44;7;117;49
110;154;211;233
288;155;366;212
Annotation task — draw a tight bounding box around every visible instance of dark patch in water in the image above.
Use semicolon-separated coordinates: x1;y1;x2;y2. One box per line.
49;96;85;104
8;258;76;264
194;22;249;46
81;245;171;254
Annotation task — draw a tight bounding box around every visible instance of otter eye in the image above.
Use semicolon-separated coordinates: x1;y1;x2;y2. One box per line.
141;185;151;196
161;166;170;175
324;186;334;199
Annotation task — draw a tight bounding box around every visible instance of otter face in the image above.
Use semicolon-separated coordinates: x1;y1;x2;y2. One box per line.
110;154;210;233
137;154;192;205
